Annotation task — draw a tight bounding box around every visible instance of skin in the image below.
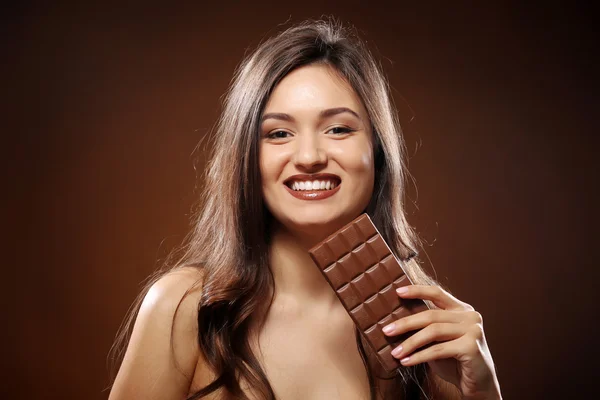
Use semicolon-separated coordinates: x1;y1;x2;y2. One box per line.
259;63;375;245
254;63;377;398
109;64;502;399
387;286;502;399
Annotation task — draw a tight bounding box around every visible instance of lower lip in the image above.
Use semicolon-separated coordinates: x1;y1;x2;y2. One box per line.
284;183;341;200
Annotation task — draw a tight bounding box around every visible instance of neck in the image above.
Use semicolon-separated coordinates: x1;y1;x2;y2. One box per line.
268;221;339;309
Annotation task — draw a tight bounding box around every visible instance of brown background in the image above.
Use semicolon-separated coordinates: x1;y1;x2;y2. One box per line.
4;2;597;399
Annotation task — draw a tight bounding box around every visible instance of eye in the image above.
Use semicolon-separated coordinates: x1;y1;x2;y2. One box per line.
327;126;356;135
265;130;292;139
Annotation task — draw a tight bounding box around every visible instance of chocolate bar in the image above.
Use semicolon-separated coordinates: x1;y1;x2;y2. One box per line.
308;213;429;372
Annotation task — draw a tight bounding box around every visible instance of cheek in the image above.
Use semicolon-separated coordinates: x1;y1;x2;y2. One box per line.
259;146;290;184
332;143;374;176
358;152;375;194
334;142;375;203
360;151;374;172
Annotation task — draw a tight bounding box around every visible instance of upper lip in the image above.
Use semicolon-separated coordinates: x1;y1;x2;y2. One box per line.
283;173;341;187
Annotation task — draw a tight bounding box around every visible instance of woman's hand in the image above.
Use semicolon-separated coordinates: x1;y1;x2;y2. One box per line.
381;285;502;400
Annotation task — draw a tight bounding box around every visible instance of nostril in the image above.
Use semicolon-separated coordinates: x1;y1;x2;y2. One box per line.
292;147;327;166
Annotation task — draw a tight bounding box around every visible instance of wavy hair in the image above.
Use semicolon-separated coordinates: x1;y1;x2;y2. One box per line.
111;17;442;400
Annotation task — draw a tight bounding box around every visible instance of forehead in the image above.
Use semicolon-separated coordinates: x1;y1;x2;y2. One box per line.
263;64;367;118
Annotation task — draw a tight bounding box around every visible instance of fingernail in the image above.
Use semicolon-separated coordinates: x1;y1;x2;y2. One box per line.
396;287;408;295
391;346;403;357
382;324;394;334
400;357;410;364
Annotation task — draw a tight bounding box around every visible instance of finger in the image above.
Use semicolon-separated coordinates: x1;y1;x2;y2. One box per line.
397;336;468;367
390;322;466;359
396;285;472;311
382;309;464;336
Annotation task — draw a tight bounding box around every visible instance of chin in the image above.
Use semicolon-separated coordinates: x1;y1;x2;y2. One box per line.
277;206;362;237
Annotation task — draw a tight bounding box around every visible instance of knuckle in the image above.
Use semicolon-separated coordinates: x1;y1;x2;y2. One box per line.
470;310;483;324
402;338;415;352
429;324;443;338
399;339;410;352
393;321;404;332
422;324;437;339
430;344;444;356
470;324;484;339
423;310;435;324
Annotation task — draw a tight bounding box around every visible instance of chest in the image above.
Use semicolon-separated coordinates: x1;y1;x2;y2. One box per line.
249;304;372;400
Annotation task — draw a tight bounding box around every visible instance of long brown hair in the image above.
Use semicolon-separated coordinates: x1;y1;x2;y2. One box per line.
110;17;441;400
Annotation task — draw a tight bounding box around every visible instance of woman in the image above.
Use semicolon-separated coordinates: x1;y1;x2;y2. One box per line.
109;18;502;400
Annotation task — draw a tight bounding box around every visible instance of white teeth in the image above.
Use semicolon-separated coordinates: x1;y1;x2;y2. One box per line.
289;179;339;191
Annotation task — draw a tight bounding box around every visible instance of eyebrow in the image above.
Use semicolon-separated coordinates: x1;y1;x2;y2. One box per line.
260;107;361;123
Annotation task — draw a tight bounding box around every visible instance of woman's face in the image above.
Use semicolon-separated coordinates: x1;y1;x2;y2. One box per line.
259;63;375;238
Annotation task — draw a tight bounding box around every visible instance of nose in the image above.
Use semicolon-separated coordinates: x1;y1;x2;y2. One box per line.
291;134;327;169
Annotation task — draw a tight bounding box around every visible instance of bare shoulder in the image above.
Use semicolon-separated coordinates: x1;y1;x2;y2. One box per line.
141;266;204;322
109;265;205;400
138;265;205;361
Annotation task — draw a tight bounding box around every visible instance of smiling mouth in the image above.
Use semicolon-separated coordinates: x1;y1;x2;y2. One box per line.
284;177;341;191
283;178;341;200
